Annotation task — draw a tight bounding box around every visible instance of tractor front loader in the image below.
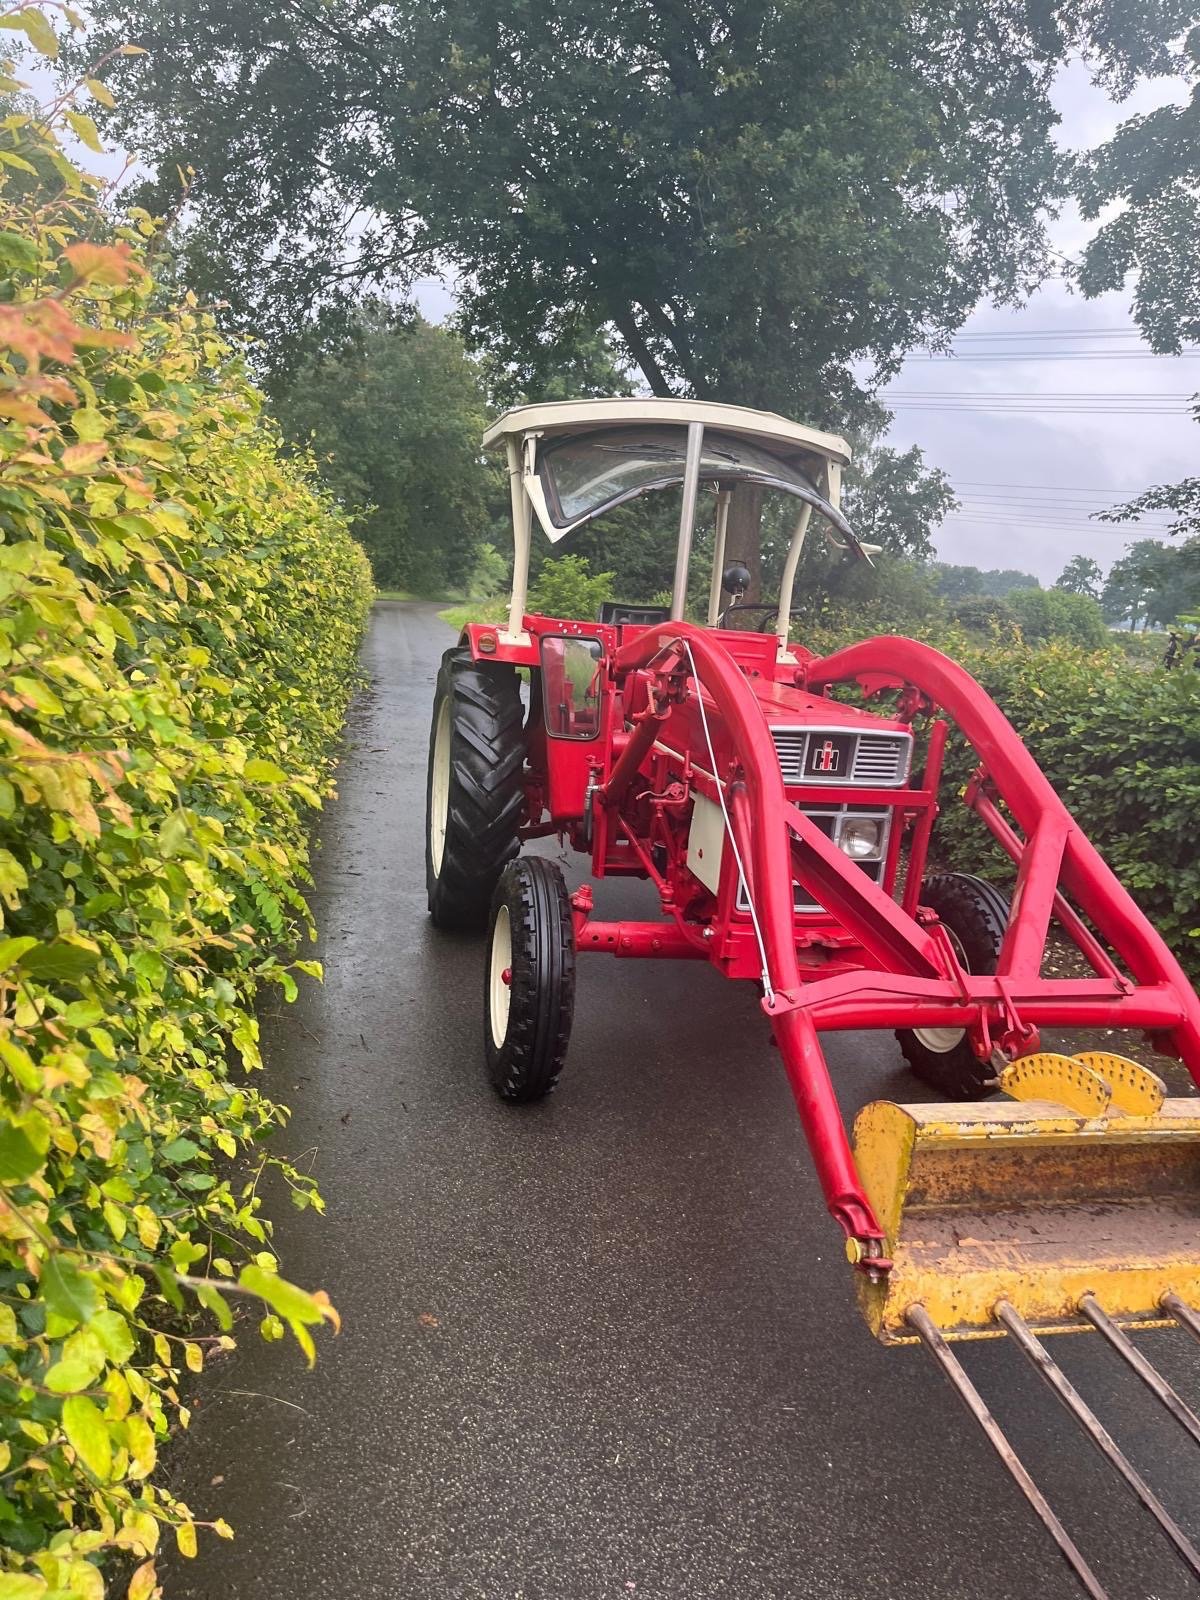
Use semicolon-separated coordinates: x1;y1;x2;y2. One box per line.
425;398;1200;1594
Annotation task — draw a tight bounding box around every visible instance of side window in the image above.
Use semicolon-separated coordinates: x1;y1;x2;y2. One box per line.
541;637;603;740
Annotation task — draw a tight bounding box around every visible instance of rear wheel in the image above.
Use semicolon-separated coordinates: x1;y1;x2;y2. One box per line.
898;873;1011;1100
426;647;525;931
485;857;575;1103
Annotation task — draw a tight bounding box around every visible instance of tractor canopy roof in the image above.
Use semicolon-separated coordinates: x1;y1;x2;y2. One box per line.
483;398;851;542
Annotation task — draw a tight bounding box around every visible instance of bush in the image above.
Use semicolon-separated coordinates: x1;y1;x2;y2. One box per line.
931;642;1200;977
798;615;1200;980
527;554;615;619
948;594;1014;635
0;65;371;1592
1006;586;1108;648
466;540;510;599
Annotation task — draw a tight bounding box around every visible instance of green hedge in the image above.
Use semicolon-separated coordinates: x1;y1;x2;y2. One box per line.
803;620;1200;980
931;642;1200;979
0;66;371;1597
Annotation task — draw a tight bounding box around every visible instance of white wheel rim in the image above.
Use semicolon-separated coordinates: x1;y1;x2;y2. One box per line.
489;905;512;1048
429;698;451;875
914;924;969;1053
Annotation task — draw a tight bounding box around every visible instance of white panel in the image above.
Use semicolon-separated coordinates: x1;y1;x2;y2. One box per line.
686;792;725;895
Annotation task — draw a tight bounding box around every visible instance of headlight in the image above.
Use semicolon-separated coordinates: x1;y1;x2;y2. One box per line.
838;816;881;859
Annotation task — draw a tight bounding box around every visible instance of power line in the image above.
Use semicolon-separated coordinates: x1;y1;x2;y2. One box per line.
890;402;1192;415
954;479;1165;494
929;327;1158;340
890;389;1194;397
906;351;1200;361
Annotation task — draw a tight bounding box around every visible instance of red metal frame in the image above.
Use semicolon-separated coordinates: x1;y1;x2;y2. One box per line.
463;619;1200;1262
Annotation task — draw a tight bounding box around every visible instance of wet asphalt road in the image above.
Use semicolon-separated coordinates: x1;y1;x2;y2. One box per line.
166;601;1200;1600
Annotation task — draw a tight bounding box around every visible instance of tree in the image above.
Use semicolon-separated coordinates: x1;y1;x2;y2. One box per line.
1077;32;1200;547
81;0;1192;416
1100;539;1179;630
1055;554;1103;598
842;440;956;562
273;314;492;591
932;564;1040;601
1077;31;1200;353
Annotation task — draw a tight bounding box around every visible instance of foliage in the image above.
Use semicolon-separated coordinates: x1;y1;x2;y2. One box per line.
0;48;371;1594
465;542;510;600
841;440;956;561
932;563;1041;601
1102;470;1200;545
947;594;1018;635
80;0;1193;420
271;313;493;592
528;556;615;621
1077;30;1200;555
791;553;943;635
800;615;1200;981
930;643;1200;980
1077;28;1200;352
1100;537;1200;630
1055;554;1103;599
1005;586;1108;648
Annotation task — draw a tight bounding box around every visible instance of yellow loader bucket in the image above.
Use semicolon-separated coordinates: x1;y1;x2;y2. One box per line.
853;1058;1200;1345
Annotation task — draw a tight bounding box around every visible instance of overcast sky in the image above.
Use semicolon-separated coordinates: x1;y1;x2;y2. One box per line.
873;62;1196;584
36;44;1196;587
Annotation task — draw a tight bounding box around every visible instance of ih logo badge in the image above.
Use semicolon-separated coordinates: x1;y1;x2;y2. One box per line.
814;739;840;773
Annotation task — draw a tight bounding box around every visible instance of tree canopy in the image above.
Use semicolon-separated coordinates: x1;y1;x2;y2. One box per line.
1055;554;1103;598
81;0;1194;424
272;314;493;591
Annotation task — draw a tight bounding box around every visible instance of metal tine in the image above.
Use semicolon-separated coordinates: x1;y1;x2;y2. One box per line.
1079;1294;1200;1449
907;1305;1111;1600
996;1300;1200;1583
1162;1293;1200;1349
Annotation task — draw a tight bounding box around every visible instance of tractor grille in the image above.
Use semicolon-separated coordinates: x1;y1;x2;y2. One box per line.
770;730;808;786
852;734;910;785
768;726;911;788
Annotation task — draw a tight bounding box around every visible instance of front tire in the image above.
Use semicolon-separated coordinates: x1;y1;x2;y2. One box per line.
485;857;576;1103
898;873;1011;1100
426;647;525;931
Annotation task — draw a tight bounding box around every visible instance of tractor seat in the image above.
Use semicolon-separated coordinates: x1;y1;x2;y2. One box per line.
597;600;671;626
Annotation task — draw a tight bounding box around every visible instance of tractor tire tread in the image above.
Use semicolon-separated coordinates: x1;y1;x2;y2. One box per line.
426;647;525;931
486;857;575;1103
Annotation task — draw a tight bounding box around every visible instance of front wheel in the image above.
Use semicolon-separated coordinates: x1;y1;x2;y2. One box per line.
485;857;576;1103
897;872;1011;1100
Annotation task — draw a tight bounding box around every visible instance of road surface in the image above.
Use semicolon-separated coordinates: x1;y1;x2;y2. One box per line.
166;601;1200;1600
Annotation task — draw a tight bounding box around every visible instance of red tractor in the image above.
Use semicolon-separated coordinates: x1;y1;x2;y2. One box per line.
426;399;1200;1592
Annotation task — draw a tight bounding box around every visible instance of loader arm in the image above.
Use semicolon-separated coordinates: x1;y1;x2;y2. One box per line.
801;635;1200;1082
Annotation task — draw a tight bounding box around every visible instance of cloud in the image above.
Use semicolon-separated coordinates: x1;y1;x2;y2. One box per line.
880;63;1196;585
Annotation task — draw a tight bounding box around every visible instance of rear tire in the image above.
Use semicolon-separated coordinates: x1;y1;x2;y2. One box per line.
898;873;1011;1100
426;647;525;931
485;858;575;1103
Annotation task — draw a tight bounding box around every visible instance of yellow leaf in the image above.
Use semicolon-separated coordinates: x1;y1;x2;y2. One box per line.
175;1522;197;1560
85;77;115;109
65;110;103;154
126;1559;158;1600
0;7;59;58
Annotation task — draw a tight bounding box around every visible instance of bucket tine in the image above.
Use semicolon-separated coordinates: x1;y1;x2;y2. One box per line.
907;1305;1111;1600
1162;1293;1200;1349
1079;1294;1200;1449
995;1300;1200;1582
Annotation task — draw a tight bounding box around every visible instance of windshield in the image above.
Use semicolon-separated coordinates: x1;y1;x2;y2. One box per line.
537;426;820;530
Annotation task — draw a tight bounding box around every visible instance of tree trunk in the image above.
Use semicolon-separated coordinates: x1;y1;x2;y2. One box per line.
724;483;765;602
